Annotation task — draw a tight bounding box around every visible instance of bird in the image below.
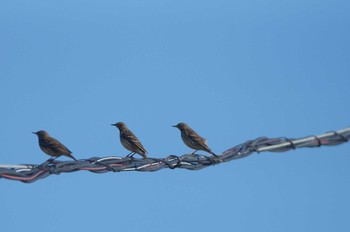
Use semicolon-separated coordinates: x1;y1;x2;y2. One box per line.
173;122;220;158
32;130;77;161
111;122;148;159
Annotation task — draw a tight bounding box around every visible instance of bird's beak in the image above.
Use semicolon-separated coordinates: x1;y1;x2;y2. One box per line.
32;132;37;134
172;125;177;128
111;124;115;126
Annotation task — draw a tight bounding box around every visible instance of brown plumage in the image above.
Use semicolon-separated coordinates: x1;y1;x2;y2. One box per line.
111;122;148;159
33;130;77;161
173;122;220;158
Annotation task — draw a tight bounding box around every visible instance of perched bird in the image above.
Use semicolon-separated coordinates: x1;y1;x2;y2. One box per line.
111;122;148;159
32;130;77;161
173;122;220;158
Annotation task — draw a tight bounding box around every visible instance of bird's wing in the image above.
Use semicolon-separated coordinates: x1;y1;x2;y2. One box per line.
183;129;211;150
42;137;72;154
184;129;205;145
121;132;147;154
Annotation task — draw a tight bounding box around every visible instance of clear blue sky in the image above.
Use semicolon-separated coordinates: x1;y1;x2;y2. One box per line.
1;1;349;231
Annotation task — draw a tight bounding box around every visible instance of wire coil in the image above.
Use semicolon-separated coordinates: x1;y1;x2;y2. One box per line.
1;127;349;183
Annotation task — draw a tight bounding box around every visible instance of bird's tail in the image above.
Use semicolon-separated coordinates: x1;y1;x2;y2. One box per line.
210;151;223;163
68;154;78;161
210;151;220;158
145;158;152;165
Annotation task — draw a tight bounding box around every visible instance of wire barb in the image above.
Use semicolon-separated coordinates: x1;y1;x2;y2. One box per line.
0;127;349;183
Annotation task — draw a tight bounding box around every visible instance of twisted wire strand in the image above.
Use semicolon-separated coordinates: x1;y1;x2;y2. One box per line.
1;127;349;183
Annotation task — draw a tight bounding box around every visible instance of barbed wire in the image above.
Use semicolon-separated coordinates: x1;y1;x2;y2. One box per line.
1;127;349;183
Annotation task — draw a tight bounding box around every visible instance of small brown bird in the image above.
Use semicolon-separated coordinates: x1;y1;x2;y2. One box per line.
173;122;220;158
111;122;148;159
33;130;77;161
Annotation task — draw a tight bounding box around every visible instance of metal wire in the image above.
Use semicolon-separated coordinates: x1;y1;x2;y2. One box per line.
1;127;349;183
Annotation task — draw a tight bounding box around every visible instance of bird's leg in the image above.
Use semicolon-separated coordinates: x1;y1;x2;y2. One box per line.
129;152;136;158
190;150;198;155
48;156;58;163
126;152;135;158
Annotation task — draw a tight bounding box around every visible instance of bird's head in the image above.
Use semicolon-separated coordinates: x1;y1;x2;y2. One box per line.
172;122;188;130
111;122;127;130
32;130;49;137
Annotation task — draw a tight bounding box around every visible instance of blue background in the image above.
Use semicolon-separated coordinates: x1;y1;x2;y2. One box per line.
1;1;349;231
